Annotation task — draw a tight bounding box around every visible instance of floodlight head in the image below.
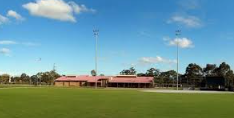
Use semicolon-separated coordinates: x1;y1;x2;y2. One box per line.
175;30;181;36
38;58;41;62
93;29;99;36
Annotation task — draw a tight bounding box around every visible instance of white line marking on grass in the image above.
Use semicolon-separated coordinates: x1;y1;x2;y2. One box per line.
141;90;234;94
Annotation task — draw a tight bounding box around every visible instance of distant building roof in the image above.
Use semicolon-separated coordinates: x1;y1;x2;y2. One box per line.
56;76;109;83
56;75;153;83
109;76;153;83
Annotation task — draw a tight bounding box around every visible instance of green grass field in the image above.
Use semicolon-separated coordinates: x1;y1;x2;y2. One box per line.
0;87;234;118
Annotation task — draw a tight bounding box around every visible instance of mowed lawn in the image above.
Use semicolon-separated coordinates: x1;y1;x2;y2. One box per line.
0;88;234;118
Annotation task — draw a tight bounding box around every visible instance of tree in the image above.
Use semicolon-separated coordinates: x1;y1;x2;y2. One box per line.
214;62;232;87
137;73;146;77
146;68;160;77
91;70;97;76
145;68;160;86
120;70;130;75
129;67;136;75
41;72;50;85
39;71;60;85
20;73;30;84
215;62;231;77
226;70;234;88
184;63;203;87
158;70;177;87
203;64;217;77
30;75;38;85
36;72;43;85
120;67;136;75
11;76;20;84
0;74;10;84
49;70;60;85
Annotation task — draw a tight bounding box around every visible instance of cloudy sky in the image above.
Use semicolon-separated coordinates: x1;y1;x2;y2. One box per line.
0;0;233;76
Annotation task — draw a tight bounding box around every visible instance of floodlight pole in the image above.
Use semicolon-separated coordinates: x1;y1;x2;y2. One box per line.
93;29;99;88
37;58;41;86
175;30;181;90
53;63;56;72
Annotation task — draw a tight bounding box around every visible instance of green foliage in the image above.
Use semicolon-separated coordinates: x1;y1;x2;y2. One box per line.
20;73;31;83
225;70;234;87
91;70;97;76
215;62;231;77
120;67;136;75
156;70;177;87
31;71;60;85
141;62;234;88
137;73;146;77
146;68;160;77
30;75;38;85
203;64;217;76
0;74;10;84
184;63;203;87
39;71;60;85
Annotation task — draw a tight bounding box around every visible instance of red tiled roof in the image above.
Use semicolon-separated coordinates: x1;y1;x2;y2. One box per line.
109;77;153;83
56;76;109;83
56;75;153;83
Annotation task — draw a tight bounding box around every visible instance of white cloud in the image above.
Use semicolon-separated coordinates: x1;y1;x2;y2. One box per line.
0;48;11;55
23;0;95;22
7;10;25;21
219;32;234;40
163;36;171;41
169;38;194;48
139;56;177;65
0;40;39;46
22;42;40;46
138;31;151;37
69;1;96;14
0;40;17;45
0;40;39;56
178;0;200;10
163;37;194;48
0;14;9;25
167;14;202;28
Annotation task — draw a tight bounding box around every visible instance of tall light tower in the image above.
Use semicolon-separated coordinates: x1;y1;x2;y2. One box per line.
175;30;181;90
37;58;42;86
93;29;99;88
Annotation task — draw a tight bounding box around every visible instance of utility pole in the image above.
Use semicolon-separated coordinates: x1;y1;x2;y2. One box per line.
93;29;99;88
175;30;181;90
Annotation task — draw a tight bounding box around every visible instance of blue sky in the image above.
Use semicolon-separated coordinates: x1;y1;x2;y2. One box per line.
0;0;234;76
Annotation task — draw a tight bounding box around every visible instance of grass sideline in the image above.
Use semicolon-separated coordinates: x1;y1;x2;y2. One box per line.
0;84;55;88
0;87;234;118
0;84;34;88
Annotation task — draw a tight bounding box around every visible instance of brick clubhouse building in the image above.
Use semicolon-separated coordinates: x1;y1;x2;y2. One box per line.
55;75;154;88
